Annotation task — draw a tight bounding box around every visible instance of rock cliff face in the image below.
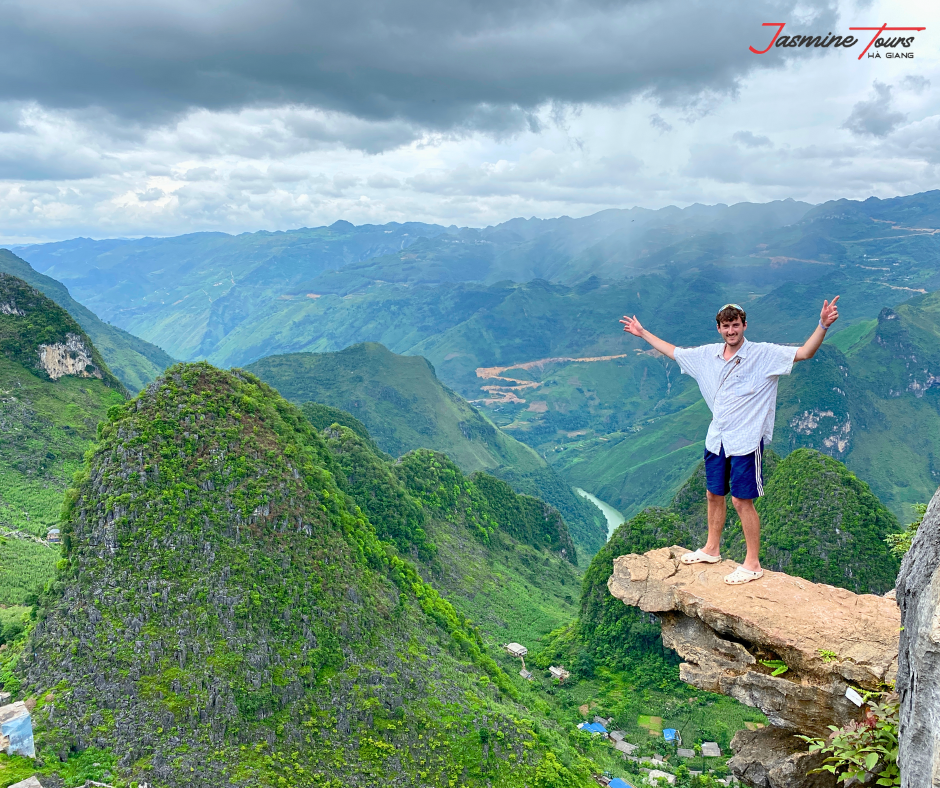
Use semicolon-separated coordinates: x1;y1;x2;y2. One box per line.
896;486;940;788
608;546;902;787
0;272;122;392
727;727;835;788
38;332;102;380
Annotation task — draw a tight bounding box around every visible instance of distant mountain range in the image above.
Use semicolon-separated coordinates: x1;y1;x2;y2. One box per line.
6;188;939;524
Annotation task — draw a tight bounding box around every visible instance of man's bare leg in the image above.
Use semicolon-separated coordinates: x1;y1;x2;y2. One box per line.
703;491;726;557
731;497;762;572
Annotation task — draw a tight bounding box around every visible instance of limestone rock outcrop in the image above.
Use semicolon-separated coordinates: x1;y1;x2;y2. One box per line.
37;332;102;380
728;727;836;788
607;546;900;737
896;485;940;788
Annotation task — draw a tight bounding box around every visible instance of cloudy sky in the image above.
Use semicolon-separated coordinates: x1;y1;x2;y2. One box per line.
0;0;937;243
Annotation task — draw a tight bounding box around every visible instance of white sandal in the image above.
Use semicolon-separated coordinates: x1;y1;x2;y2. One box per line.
724;566;764;585
680;549;721;565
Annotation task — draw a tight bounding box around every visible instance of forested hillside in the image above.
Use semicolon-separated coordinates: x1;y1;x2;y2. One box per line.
11;363;597;787
0;249;174;392
0;273;125;605
248;342;607;557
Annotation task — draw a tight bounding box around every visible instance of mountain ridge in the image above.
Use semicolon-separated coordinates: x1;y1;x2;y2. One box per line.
0;248;175;392
247;342;608;556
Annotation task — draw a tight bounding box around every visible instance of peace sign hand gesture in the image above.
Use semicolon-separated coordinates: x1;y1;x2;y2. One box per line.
620;315;644;337
820;296;840;328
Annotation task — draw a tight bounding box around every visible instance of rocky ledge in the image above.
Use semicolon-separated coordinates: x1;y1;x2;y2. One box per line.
607;546;900;737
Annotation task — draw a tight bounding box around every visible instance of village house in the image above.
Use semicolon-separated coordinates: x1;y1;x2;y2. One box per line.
549;665;570;682
701;741;722;757
608;779;635;788
614;740;638;756
505;642;528;658
46;527;60;544
8;777;45;788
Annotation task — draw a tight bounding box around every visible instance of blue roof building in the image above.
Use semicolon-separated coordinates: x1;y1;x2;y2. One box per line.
577;721;608;735
608;779;634;788
663;728;680;744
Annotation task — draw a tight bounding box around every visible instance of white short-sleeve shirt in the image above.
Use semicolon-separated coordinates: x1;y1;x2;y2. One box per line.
673;337;797;456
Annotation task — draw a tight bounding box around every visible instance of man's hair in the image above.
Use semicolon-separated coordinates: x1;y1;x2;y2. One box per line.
716;304;747;325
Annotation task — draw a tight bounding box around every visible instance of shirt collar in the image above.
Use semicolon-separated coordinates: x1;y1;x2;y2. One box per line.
715;336;750;360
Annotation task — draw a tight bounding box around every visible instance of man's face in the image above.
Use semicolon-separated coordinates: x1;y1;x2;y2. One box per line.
718;318;746;347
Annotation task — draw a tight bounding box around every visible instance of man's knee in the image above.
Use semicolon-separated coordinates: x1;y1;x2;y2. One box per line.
706;490;725;503
731;496;755;511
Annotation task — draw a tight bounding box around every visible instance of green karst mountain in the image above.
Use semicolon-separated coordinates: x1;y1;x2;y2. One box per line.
247;342;607;557
0;249;175;392
10;363;599;787
0;273;125;605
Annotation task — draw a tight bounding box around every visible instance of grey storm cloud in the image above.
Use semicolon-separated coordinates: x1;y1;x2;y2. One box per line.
732;130;772;147
648;114;673;133
0;0;838;143
842;81;907;138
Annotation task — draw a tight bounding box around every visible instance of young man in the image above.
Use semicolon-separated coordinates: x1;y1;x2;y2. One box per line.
619;298;840;584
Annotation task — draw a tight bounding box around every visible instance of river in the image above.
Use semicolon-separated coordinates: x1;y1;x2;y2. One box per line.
575;488;625;540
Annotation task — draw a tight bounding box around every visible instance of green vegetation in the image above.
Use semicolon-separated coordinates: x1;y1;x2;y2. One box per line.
0;248;174;392
759;660;789;677
0;605;29;646
247;343;607;557
300;401;376;447
3;362;609;788
886;503;928;557
0;274;125;603
802;692;900;787
17;192;940;525
0;539;57;606
0;747;118;787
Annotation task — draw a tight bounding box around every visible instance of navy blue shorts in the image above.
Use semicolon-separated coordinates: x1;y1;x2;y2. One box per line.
704;440;764;500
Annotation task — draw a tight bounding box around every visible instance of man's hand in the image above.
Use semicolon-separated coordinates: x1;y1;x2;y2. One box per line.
619;314;677;359
796;295;841;361
820;295;840;328
620;314;644;337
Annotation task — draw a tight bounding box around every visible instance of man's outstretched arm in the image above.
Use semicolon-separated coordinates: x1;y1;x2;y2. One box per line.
620;315;677;359
794;296;840;362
